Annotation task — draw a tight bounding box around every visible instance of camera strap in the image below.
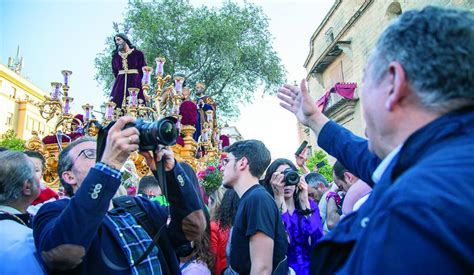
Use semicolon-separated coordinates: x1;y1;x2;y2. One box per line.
101;197;166;270
100;159;169;271
153;160;169;208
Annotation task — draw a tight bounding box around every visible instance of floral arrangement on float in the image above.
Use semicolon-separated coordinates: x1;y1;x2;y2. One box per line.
179;100;198;126
121;159;140;196
197;153;227;195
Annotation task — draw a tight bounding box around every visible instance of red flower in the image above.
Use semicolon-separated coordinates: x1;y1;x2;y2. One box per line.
180;101;198;125
127;186;137;196
206;166;216;172
220;135;230;147
197;170;207;179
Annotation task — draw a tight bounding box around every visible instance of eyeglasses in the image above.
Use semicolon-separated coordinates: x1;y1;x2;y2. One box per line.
221;157;232;166
68;148;96;170
221;156;243;167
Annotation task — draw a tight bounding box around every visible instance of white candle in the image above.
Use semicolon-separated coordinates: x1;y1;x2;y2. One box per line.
106;105;114;120
155;58;165;76
63;99;70;114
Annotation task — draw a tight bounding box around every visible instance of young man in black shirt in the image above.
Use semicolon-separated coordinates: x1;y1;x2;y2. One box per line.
220;140;288;274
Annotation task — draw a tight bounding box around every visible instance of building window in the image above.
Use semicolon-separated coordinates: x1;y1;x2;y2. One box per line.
27;117;34;130
5;113;13;126
11;87;17;99
327;61;344;88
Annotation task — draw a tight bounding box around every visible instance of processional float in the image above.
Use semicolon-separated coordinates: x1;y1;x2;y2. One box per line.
28;59;229;191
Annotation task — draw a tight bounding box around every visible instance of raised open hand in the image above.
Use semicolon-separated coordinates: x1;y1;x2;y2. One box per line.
277;79;329;135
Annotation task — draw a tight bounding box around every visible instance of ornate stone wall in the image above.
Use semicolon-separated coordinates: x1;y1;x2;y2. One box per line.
299;0;474;151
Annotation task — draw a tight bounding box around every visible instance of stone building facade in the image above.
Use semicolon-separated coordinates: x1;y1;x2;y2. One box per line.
0;58;56;140
299;0;474;155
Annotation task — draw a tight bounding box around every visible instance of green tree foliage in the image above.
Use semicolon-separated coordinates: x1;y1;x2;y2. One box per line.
0;130;25;151
307;149;333;183
94;0;286;121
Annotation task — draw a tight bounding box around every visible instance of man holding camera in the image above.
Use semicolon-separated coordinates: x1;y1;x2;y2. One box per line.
278;6;474;273
220;140;288;275
33;116;206;274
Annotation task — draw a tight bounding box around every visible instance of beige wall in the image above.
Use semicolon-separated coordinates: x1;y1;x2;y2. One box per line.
299;0;474;153
0;63;56;140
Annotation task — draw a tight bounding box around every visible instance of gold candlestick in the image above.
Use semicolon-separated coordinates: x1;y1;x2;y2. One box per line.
180;125;198;167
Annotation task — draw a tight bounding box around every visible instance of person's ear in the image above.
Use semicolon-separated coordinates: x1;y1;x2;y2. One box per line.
238;157;248;171
61;171;77;188
385;61;409;111
317;182;324;190
343;171;356;183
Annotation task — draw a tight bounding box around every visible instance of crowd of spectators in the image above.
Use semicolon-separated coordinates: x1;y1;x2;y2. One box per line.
0;5;473;274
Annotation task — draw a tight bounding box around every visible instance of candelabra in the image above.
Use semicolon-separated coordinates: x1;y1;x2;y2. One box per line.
125;88;156;120
36;70;79;133
82;103;101;136
142;57;172;117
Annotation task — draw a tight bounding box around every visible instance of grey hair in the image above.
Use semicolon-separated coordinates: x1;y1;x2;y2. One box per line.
370;6;474;113
57;136;96;197
0;151;36;204
305;172;329;188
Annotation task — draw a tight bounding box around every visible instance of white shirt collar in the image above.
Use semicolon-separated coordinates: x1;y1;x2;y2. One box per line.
371;144;403;184
0;205;22;215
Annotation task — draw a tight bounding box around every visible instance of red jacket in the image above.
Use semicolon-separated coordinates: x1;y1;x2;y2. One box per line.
32;187;58;205
210;221;230;275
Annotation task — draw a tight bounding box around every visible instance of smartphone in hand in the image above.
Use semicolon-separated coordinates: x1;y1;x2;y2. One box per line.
295;140;308;156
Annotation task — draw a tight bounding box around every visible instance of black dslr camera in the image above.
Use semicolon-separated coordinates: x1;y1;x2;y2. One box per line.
282;168;300;186
96;117;178;162
124;117;178;150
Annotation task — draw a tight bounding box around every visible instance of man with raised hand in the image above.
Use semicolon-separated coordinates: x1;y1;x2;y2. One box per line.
278;6;474;274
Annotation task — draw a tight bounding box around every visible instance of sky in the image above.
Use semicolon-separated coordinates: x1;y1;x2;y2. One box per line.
0;0;334;160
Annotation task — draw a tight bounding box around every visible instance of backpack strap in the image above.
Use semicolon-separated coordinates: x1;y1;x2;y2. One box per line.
0;212;31;227
100;196;166;270
112;196;157;235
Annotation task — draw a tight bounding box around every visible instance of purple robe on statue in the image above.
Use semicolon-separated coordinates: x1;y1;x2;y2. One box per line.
110;49;147;109
281;199;323;275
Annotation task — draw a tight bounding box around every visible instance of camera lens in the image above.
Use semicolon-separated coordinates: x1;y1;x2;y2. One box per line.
156;119;177;146
283;168;300;186
132;117;178;151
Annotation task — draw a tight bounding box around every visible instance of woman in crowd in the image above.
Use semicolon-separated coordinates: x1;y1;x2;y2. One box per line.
261;158;323;275
210;188;239;275
208;186;226;220
179;220;214;275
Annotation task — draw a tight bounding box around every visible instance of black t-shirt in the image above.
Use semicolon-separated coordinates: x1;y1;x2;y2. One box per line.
229;184;288;274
